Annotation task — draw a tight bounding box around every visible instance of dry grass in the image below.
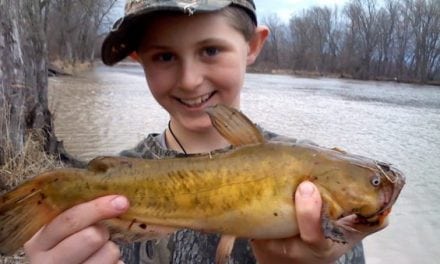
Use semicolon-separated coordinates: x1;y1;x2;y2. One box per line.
0;131;63;191
0;250;28;264
50;59;92;75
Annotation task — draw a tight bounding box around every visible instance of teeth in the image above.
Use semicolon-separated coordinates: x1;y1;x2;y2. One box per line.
180;93;212;106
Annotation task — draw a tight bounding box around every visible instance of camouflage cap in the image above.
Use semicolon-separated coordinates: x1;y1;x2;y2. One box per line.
101;0;257;66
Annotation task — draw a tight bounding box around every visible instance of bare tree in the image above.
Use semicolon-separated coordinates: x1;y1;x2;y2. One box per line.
403;0;440;82
344;0;379;79
261;14;284;67
0;0;52;164
289;14;311;71
375;0;398;77
391;1;412;80
46;0;118;63
265;0;440;82
326;7;344;73
255;13;293;70
307;6;342;74
288;6;343;74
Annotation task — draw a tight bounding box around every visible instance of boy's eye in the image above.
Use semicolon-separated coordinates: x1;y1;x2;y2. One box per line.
203;47;220;57
156;53;174;62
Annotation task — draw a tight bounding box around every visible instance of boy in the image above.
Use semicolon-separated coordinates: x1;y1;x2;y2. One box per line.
24;0;385;263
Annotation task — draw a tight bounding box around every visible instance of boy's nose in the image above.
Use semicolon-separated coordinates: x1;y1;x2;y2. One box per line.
178;60;203;91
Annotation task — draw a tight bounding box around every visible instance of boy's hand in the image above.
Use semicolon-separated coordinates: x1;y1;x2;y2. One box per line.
24;195;129;264
251;181;388;263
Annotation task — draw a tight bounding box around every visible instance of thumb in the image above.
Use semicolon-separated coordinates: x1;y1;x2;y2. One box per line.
295;181;326;245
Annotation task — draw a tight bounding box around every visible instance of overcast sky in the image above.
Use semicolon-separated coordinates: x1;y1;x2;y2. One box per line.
254;0;349;21
113;0;350;22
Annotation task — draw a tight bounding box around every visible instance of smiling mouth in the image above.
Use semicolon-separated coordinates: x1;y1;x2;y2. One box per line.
177;92;216;107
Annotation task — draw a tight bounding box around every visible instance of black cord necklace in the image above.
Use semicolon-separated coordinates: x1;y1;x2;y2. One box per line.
168;121;187;154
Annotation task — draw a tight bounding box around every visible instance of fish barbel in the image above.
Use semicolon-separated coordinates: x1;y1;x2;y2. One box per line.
0;105;405;258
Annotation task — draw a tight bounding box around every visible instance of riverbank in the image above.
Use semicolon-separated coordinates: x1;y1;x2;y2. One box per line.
48;59;94;76
68;59;440;87
247;66;440;87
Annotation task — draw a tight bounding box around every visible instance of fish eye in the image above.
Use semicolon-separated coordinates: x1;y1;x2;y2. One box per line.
371;176;381;187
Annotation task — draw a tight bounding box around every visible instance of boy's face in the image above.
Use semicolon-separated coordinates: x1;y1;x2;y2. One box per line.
136;12;262;132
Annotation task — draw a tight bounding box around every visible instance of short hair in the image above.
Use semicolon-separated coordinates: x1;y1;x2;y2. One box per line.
136;6;257;52
219;6;256;41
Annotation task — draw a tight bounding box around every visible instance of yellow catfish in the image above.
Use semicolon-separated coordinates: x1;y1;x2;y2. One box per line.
0;105;405;261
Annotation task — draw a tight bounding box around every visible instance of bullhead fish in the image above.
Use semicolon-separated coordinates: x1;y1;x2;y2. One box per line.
0;104;405;261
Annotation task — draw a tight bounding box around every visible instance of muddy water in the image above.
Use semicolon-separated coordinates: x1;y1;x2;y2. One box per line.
49;63;440;264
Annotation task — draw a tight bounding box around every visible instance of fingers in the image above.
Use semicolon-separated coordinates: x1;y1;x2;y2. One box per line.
46;224;111;264
82;240;122;264
30;195;129;252
251;238;292;263
338;214;389;242
24;195;129;264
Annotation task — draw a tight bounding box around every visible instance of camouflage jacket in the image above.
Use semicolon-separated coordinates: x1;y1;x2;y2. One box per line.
119;131;365;264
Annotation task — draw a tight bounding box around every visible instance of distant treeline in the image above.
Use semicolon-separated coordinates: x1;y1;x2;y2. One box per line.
40;0;439;84
255;0;440;84
41;0;119;64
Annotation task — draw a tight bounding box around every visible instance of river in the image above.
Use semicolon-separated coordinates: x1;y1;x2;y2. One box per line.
49;63;440;264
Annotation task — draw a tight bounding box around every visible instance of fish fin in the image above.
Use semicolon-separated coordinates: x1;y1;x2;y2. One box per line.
320;204;348;244
215;235;236;264
102;217;177;244
205;104;265;147
0;180;59;255
88;156;137;173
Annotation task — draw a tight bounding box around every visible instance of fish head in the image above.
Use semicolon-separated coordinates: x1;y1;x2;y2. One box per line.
312;150;405;222
356;161;405;223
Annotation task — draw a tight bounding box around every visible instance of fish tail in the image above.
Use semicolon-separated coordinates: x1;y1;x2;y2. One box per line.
0;177;59;255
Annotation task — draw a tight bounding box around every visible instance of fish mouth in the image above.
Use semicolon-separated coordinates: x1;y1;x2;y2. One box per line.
378;163;405;212
176;92;216;108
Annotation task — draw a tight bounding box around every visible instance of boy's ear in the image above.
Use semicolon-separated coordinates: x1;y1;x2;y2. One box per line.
246;26;269;65
129;52;141;62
